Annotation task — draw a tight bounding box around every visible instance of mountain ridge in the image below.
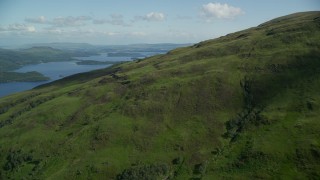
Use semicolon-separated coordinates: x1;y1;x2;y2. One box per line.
0;11;319;179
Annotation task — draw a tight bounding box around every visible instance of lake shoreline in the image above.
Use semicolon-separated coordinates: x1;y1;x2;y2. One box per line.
0;51;165;98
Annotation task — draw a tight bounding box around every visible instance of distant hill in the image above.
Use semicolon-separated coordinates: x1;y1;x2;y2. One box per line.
0;11;319;179
0;43;189;83
0;47;81;82
0;47;76;71
22;42;97;51
22;42;192;53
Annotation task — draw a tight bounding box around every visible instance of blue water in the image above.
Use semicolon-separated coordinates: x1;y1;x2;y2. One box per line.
0;51;163;98
75;53;132;62
0;82;46;98
74;52;160;61
0;61;111;98
15;61;111;80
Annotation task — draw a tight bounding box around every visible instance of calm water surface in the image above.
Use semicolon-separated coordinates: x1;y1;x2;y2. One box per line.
75;53;132;61
0;61;111;98
0;52;162;98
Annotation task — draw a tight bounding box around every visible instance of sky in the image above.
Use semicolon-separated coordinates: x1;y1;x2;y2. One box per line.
0;0;319;46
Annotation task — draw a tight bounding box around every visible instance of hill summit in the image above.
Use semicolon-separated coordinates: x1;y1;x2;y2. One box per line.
0;11;320;179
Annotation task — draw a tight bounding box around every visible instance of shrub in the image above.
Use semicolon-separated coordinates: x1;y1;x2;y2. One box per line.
116;164;170;180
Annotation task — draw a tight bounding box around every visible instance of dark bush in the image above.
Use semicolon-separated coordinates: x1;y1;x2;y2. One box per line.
172;157;183;165
193;163;206;175
116;164;170;180
2;149;41;173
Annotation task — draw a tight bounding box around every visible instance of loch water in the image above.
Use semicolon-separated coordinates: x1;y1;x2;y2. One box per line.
0;51;161;98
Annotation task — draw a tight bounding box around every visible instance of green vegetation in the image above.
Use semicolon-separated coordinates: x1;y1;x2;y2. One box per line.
0;11;319;179
0;71;49;83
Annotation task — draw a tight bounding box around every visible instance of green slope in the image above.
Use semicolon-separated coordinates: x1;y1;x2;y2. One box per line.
0;11;319;179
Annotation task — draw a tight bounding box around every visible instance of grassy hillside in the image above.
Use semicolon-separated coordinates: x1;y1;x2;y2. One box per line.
0;11;319;179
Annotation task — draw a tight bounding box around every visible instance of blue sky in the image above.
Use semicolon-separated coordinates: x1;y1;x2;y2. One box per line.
0;0;319;46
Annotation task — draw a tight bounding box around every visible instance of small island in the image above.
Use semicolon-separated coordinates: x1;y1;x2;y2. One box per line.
76;60;126;65
107;52;144;58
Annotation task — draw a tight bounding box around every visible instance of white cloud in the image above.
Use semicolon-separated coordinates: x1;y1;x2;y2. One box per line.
51;16;92;27
93;14;129;26
26;26;36;32
105;32;119;36
25;16;92;27
146;12;165;21
135;12;165;22
201;3;244;20
0;24;36;33
44;28;63;34
25;16;46;24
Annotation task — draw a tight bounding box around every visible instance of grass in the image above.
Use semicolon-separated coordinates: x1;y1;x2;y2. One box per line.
0;11;319;179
